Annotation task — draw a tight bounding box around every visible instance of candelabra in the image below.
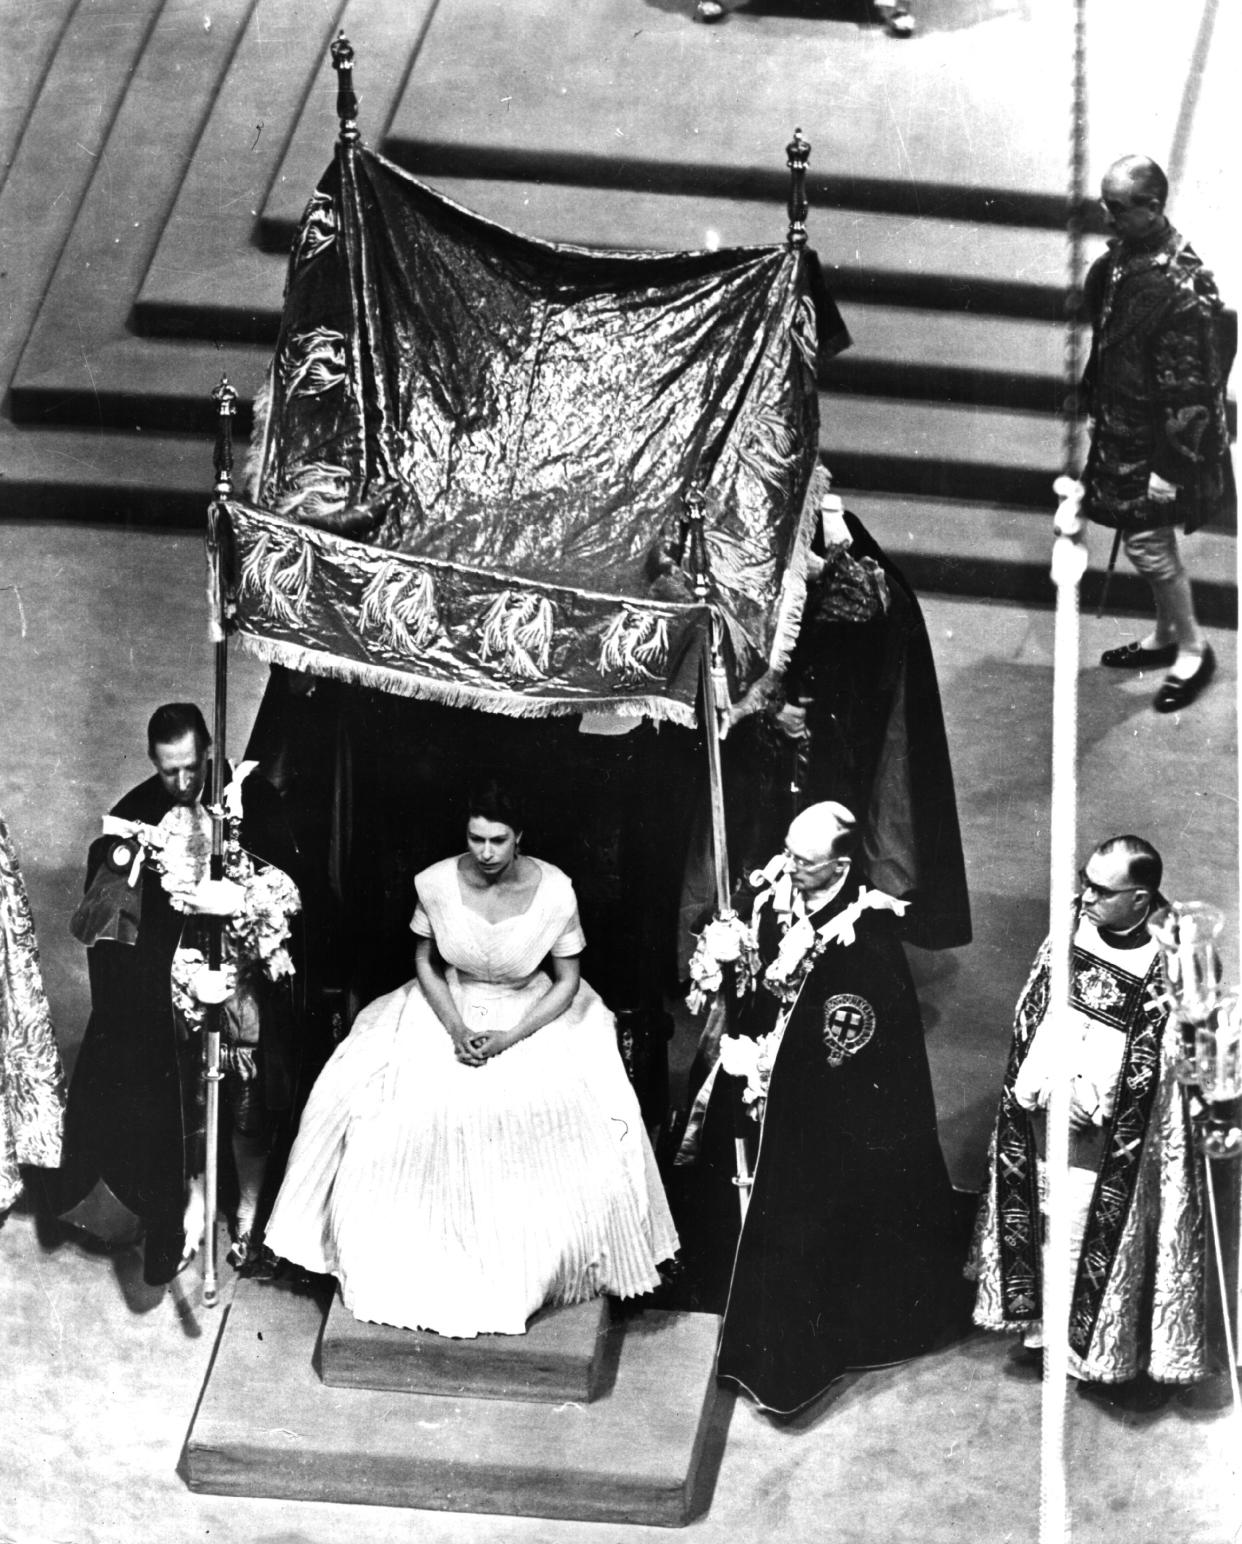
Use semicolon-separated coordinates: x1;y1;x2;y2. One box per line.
1152;901;1242;1158
1151;900;1242;1410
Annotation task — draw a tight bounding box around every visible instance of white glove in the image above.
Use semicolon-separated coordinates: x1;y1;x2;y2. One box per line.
186;876;245;916
190;964;236;1005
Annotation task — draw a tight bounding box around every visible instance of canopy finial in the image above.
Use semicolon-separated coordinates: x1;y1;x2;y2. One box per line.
785;128;811;249
211;375;238;498
331;32;360;145
683;478;712;602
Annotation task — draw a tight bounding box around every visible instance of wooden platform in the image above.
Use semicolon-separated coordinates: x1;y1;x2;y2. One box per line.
319;1292;611;1403
183;1277;727;1526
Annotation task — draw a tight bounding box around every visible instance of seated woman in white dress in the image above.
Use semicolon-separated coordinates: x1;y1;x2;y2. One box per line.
265;784;679;1337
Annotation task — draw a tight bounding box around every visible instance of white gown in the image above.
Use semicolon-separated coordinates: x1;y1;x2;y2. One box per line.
265;856;679;1336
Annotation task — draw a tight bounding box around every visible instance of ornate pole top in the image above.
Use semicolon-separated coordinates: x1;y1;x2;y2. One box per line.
331;31;360;145
682;479;711;602
212;375;238;498
785;128;811;250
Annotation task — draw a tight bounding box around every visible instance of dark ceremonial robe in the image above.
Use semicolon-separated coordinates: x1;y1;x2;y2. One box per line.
711;873;970;1414
1081;223;1235;534
970;921;1208;1384
783;512;970;951
57;765;299;1284
706;511;970;958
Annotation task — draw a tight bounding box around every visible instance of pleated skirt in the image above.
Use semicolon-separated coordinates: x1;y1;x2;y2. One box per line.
265;969;678;1336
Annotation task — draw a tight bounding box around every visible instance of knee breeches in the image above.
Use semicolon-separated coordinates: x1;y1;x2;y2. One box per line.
1122;525;1185;585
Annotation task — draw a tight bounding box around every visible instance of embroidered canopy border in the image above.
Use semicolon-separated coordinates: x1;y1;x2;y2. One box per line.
214;132;848;722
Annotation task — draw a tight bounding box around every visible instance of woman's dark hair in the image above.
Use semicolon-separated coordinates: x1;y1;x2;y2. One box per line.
147;702;211;758
465;780;524;834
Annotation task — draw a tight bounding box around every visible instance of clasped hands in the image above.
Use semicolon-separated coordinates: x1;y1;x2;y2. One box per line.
450;1026;515;1067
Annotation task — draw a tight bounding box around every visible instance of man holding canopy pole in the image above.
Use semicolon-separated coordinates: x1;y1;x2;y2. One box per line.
674;800;972;1415
56;704;303;1286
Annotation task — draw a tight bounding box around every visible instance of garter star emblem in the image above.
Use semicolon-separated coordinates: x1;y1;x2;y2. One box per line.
822;994;876;1067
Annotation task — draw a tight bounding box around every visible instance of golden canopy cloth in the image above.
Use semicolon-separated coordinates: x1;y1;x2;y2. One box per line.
0;811;64;1211
232;145;849;722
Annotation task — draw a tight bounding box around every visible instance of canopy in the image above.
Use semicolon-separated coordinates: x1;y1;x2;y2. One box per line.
221;143;848;725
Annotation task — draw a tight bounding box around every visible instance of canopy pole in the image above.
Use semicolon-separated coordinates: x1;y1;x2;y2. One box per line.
700;623;731;920
1040;1;1090;1529
684;480;730;915
201;375;236;1309
685;478;749;1219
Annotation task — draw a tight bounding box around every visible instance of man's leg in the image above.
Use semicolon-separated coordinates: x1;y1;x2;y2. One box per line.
1124;526;1209;682
231;1130;268;1244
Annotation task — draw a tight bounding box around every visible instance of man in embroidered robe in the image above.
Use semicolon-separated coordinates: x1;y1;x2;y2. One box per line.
1084;155;1235;713
970;835;1208;1390
678;801;971;1415
56;704;302;1285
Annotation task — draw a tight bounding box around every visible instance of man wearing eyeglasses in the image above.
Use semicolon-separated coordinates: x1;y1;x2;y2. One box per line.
1082;155;1235;713
970;834;1209;1402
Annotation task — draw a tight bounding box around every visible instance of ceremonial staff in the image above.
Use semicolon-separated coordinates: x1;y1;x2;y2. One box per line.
201;375;236;1307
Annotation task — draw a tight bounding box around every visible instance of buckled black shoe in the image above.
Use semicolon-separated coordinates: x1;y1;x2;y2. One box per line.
1100;639;1178;669
875;3;916;35
1153;645;1215;714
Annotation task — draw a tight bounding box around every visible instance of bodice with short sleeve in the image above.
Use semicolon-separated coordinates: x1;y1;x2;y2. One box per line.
409;857;586;984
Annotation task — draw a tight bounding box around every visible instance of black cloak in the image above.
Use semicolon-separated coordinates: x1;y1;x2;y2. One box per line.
700;872;971;1413
56;766;300;1284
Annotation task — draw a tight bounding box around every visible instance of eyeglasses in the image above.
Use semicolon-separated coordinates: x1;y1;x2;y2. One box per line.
1078;867;1143;900
784;848;842;870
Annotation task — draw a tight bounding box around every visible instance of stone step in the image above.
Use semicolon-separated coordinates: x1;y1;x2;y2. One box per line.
843;491;1238;630
10;335;272;435
184;1276;725;1526
0;0;165;381
319;1293;611;1402
261;0;1082;239
7;0;260;412
826;305;1071;412
256;0;1230;285
0;421;216;525
0;2;78;189
125;0;352;349
819;393;1061;507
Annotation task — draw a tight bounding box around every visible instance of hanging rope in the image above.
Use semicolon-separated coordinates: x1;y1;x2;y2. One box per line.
1062;0;1089;482
1041;4;1091;1542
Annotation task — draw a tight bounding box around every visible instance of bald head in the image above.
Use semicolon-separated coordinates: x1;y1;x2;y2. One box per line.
1100;157;1170;243
1104;155;1169;208
784;801;857;898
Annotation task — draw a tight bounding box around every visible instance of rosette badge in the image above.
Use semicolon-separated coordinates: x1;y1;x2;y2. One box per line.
106;839;135;873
